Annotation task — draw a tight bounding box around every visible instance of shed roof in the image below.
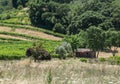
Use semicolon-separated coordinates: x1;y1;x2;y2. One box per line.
76;48;91;52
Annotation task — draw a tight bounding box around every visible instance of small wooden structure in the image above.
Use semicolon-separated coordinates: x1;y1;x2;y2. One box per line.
76;48;96;58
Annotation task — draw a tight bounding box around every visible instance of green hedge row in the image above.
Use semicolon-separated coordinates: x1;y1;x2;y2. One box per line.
0;37;22;41
0;19;30;25
0;55;25;60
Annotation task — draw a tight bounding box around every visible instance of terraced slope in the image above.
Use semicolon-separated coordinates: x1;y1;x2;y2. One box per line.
0;34;31;41
0;26;62;41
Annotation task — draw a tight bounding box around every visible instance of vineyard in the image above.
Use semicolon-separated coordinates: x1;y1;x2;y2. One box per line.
0;24;61;60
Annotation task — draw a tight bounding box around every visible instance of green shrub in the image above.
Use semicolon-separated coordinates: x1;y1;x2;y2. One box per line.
55;42;73;59
51;53;59;58
53;23;66;34
55;46;67;59
80;58;87;62
26;42;51;62
99;58;106;62
18;5;23;10
0;14;11;20
107;56;120;65
61;42;73;57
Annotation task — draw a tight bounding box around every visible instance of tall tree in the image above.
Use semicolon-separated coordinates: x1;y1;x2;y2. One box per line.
86;26;105;58
105;29;120;56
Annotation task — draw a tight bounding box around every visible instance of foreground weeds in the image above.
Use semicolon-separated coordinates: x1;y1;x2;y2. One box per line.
0;58;120;84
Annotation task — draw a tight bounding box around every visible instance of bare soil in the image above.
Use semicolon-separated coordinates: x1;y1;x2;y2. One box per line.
0;26;62;41
0;34;31;41
99;48;120;58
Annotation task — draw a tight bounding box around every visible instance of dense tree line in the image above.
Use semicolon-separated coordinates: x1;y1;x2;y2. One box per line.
1;0;120;35
0;0;29;12
29;0;120;34
12;0;29;8
64;27;120;57
0;0;12;14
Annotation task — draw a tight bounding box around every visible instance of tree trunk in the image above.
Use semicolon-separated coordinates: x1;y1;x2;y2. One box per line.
112;47;117;56
96;51;99;58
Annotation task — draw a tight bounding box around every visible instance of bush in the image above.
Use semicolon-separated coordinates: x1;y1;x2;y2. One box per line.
18;5;23;10
53;23;66;34
99;58;106;62
107;56;120;65
55;46;67;59
55;42;73;59
80;58;87;62
0;14;11;20
26;42;51;62
61;42;73;57
51;53;59;58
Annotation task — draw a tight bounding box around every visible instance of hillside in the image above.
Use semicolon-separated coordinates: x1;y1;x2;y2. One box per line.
0;0;120;84
0;0;120;34
0;0;120;58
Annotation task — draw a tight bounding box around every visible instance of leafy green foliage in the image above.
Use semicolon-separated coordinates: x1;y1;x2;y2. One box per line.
80;58;87;62
0;9;30;25
28;0;120;34
0;0;120;35
86;26;105;57
12;0;28;8
0;41;31;60
78;11;105;30
0;0;13;14
53;23;66;34
0;13;11;20
107;56;120;65
64;35;80;52
29;1;70;30
0;38;60;60
99;58;106;62
105;29;120;56
64;30;87;52
55;42;73;59
26;42;51;61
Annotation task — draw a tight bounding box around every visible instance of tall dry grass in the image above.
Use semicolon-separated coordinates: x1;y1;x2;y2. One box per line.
0;58;120;84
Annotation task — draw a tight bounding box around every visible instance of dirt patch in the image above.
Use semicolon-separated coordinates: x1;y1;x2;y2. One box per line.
0;26;62;41
15;28;62;41
0;26;11;32
99;52;112;58
99;48;120;58
0;34;31;41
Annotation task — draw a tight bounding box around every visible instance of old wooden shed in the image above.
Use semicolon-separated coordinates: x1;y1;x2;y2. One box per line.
76;48;96;58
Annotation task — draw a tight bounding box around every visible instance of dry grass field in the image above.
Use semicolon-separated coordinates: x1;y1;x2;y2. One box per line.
0;58;120;84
